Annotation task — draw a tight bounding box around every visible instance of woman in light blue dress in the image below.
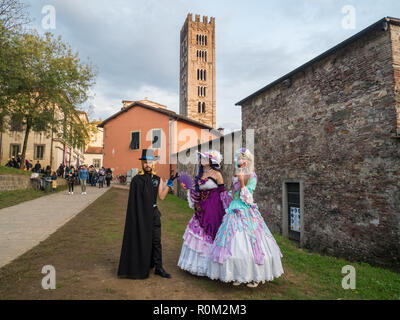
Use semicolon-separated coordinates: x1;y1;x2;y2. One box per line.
207;148;284;287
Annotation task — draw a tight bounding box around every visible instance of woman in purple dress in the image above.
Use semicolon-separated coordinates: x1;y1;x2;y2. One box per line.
177;150;232;276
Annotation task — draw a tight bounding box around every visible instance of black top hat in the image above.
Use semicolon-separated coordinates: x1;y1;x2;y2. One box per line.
138;149;160;160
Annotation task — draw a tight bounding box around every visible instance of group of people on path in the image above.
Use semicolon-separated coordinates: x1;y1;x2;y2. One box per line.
117;148;284;288
64;164;113;195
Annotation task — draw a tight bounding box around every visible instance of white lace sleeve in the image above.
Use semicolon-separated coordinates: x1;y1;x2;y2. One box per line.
239;186;254;205
187;189;195;209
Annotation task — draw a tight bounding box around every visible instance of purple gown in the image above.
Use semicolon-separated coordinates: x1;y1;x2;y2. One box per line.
177;177;231;276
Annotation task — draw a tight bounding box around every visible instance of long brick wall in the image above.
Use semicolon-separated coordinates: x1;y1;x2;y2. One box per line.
0;175;67;192
240;21;400;268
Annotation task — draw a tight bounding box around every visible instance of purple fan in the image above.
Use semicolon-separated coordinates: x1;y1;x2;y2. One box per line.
177;171;194;190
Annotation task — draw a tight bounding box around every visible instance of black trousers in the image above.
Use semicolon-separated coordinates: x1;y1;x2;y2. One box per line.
152;207;162;269
68;182;74;192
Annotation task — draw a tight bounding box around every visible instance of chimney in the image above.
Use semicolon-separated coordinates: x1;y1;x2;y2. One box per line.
121;100;134;109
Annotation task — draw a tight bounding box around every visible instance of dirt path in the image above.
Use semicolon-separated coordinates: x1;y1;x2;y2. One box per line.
0;187;300;300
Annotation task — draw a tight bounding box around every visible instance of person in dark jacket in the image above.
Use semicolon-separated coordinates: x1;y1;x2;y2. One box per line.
117;149;178;280
98;167;105;188
66;166;75;195
33;161;41;173
105;168;113;187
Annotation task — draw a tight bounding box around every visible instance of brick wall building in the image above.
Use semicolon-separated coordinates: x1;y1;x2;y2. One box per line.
234;17;400;268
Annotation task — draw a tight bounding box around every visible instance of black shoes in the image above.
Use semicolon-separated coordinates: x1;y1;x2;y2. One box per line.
154;267;171;278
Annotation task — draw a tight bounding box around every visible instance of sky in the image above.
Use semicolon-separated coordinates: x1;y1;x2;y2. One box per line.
24;0;400;132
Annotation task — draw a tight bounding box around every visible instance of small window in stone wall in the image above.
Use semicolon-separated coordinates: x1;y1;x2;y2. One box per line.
287;182;301;243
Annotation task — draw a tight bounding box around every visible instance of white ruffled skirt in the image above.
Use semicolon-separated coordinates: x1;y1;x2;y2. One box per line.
207;229;284;283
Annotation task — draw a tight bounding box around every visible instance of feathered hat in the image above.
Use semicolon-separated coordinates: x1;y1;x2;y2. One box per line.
234;147;254;174
196;149;223;168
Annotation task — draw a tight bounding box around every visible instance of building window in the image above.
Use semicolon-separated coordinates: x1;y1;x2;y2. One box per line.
152;129;161;149
34;144;45;160
93;159;101;168
202;102;206;113
204;69;206;81
9;144;20;158
205;35;207;46
130;131;140;150
198;102;201;113
282;181;303;245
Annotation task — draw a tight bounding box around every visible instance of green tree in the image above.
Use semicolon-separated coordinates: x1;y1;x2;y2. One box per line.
1;29;97;168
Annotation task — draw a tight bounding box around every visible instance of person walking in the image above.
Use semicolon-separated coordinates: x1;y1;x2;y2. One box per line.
66;166;75;195
91;168;98;186
105;168;113;187
79;164;89;195
98;167;105;188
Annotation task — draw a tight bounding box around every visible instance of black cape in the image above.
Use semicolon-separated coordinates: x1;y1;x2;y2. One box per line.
117;173;160;279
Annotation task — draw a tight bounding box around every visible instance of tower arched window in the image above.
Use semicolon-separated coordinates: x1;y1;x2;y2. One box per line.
204;87;206;97
205;51;207;61
196;35;199;45
202;102;206;113
197;69;199;80
198;102;201;113
204;70;206;81
205;36;207;46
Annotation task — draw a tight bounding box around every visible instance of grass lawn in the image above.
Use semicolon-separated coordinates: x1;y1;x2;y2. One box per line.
0;185;68;209
0;187;399;300
0;166;31;175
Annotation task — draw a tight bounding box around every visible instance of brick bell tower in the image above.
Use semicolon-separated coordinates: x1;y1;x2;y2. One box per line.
179;13;216;129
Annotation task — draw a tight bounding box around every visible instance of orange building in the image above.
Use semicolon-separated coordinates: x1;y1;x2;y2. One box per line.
98;99;222;180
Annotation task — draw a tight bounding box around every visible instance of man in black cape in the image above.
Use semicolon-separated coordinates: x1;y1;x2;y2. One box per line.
117;149;177;279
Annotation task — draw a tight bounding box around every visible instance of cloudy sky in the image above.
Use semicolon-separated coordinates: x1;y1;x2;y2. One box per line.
25;0;399;132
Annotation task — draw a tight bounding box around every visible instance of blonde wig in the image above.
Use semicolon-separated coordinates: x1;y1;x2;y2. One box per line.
138;160;157;175
234;147;254;176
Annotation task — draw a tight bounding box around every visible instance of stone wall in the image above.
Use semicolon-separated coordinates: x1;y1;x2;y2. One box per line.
175;131;242;200
0;174;67;192
0;175;33;192
239;22;400;268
